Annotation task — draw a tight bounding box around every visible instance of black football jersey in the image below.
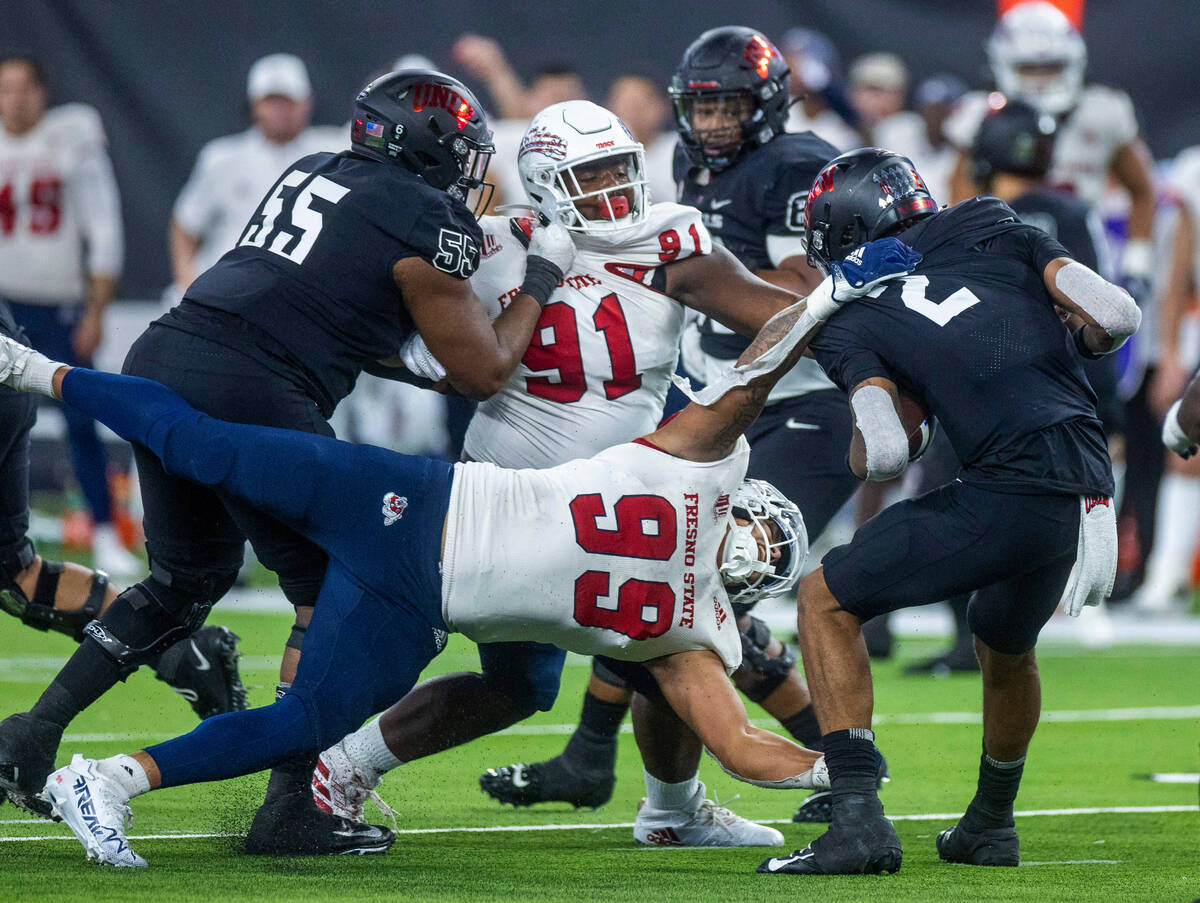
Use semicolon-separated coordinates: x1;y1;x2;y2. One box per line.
176;151;483;416
810;196;1114;497
675;131;839;368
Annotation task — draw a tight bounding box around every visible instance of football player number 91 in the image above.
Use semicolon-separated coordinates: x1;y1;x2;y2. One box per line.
523;293;641;403
569;494;677;640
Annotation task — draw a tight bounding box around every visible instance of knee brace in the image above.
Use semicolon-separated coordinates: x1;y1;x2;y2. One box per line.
735;615;797;703
0;539;108;641
83;563;238;668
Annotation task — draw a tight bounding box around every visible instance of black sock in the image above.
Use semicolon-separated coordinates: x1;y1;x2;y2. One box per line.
559;693;626;775
779;704;823;750
30;640;125;729
821;728;885;821
962;751;1025;829
263;751;319;803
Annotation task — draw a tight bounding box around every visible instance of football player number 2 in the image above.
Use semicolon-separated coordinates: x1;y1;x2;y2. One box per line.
524;294;640;403
238;169;350;265
570;494;677;640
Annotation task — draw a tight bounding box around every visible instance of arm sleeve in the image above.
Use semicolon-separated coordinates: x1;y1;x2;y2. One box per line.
70;145;124;278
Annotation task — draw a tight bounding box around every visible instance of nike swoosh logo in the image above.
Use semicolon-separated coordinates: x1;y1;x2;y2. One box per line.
189;641;211;671
710;199;733;210
511;768;531;788
785;419;821;431
764;851;814;872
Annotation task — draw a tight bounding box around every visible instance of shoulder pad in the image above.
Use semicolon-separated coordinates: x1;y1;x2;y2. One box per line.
45;103;106;148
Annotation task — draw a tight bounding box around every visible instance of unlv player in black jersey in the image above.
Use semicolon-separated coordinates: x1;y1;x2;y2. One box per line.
759;149;1137;876
0;69;576;855
478;27;874;826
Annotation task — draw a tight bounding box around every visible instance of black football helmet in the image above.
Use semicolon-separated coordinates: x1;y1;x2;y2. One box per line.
970;97;1057;185
669;26;790;171
351;69;495;212
805;148;937;273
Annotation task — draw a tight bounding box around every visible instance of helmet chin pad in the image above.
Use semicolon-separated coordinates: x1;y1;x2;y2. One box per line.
599;195;630;219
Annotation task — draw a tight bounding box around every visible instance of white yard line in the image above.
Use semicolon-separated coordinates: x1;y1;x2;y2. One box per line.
1;804;1194;842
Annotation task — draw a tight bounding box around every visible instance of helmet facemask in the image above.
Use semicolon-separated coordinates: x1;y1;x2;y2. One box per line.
719;479;808;607
430;126;495;216
526;148;648;234
987;2;1086;116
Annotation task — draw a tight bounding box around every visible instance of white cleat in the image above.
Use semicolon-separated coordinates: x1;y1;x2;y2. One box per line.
634;797;785;848
312;740;396;827
43;755;146;867
92;524;142;580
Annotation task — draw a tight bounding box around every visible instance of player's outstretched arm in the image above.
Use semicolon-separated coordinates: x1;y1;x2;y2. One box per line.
644;650;822;787
1043;257;1141;356
664;243;801;337
646;238;923;463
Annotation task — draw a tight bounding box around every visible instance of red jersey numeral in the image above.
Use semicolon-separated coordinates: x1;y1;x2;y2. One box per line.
522;294;639;404
657;225;703;262
0;178;63;236
569;494;678;640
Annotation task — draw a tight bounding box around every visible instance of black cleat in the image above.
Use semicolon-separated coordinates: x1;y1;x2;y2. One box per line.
245;790;394;856
759;815;901;875
936;822;1019;866
479;758;615;809
0;712;62;819
155;626;248;720
794;755;890;823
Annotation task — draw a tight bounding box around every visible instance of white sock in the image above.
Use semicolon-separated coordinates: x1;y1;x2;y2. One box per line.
343;717;402;775
1142;474;1200;605
643;770;702;812
95;754;151;798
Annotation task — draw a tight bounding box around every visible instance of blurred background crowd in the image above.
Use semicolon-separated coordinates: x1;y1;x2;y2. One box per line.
2;0;1198;627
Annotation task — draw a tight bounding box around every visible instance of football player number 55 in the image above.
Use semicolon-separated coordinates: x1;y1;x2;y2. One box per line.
570;494;676;640
238;169;350;265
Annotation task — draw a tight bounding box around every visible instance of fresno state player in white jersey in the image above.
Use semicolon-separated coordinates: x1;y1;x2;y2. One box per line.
316;102;822;846
944;2;1155;286
466;201;711;467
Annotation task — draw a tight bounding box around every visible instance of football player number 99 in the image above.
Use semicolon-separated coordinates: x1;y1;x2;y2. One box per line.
569;494;677;639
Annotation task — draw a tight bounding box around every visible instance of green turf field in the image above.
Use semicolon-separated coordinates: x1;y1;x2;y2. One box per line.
2;610;1197;902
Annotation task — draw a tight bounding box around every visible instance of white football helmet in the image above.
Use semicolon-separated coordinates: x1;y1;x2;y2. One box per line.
517;100;648;234
719;479;808;608
987;2;1086;116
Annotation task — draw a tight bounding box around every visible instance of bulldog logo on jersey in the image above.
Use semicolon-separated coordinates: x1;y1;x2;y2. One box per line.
382;492;409;526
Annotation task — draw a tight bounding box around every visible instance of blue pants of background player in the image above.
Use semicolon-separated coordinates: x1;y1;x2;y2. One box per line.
57;367;452;787
8;302;115;525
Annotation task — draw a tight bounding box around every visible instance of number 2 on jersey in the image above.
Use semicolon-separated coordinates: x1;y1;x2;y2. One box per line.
570;494;676;639
523;293;641;403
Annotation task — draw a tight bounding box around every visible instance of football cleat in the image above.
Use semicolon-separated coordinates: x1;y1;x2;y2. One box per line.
634;797;784;848
0;711;62;819
936;822;1020;866
245;788;394;856
312;740;396;827
758;814;901;875
479;758;614;809
154;626;248;720
794;754;890;823
44;755;146;867
904;649;980;676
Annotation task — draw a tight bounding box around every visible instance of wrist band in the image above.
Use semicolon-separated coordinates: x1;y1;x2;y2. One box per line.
520;256;563;307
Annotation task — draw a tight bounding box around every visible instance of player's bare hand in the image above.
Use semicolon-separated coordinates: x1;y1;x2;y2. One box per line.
71;311;103;360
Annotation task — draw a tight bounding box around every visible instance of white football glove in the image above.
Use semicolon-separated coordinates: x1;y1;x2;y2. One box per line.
397;333;446;382
526;222;576;275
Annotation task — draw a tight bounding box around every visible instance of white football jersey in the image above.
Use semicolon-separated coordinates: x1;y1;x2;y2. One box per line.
0;104;123;303
442;437;748;672
1167;147;1200;286
945;85;1139;208
173;124;346;278
464;202;711;469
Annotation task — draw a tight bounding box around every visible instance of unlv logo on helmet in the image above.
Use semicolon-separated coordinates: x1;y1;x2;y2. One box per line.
411;83;475;130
